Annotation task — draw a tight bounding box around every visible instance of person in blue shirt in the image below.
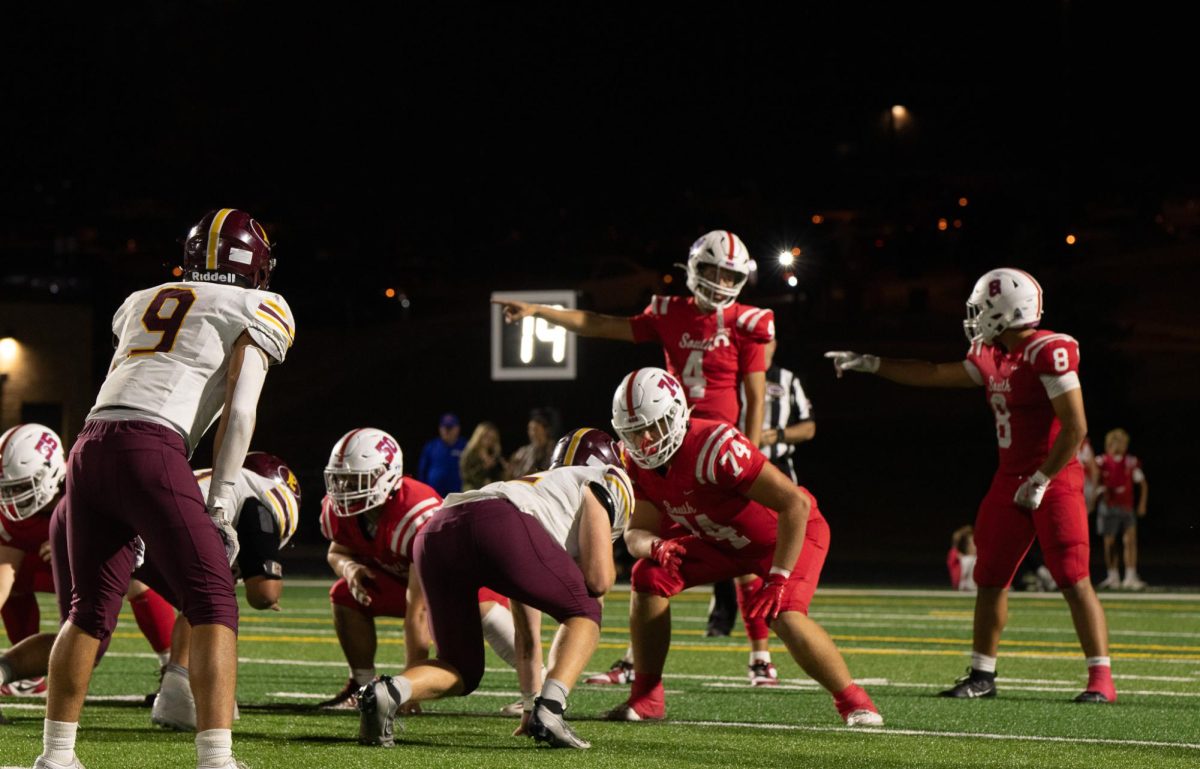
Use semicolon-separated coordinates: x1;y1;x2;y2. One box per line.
417;413;466;496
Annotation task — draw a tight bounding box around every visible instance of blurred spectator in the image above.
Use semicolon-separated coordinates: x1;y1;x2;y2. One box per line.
947;525;977;592
506;407;557;479
417;413;466;496
459;421;508;491
1095;428;1149;591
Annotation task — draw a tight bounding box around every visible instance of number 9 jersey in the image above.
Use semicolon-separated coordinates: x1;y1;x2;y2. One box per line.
91;281;295;454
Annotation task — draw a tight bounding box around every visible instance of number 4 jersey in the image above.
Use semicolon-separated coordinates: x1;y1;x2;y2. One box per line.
623;417;823;556
91;281;295;454
629;295;774;424
963;329;1082;477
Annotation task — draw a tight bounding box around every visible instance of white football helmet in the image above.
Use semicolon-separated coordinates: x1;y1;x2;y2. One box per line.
0;423;66;522
324;428;404;517
611;368;690;469
684;230;752;311
963;268;1044;344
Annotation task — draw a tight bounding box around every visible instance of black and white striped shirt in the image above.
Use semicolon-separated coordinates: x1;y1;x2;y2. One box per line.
738;365;813;461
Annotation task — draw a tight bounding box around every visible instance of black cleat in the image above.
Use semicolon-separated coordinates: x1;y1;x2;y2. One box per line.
1073;690;1112;703
357;676;402;747
939;668;997;699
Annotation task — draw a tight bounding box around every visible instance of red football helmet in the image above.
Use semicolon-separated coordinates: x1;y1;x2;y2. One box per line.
243;451;301;506
549;428;622;469
182;208;275;289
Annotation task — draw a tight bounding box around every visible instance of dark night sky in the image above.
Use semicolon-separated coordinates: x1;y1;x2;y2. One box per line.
2;3;1196;581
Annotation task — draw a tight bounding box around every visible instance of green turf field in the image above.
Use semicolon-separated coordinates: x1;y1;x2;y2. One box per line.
2;583;1198;768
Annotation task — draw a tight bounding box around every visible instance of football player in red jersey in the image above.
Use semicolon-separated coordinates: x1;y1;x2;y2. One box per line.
318;428;520;712
825;267;1116;703
603;368;882;725
0;424;176;701
494;231;780;681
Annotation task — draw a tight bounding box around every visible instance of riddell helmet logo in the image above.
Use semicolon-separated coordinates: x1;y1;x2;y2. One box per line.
188;270;239;284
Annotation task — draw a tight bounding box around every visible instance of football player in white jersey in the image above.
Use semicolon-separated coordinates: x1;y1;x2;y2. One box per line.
35;209;294;769
356;429;634;750
149;452;301;732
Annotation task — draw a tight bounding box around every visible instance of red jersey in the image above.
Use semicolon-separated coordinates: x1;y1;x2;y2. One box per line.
623;418;821;557
1096;453;1144;508
964;329;1084;477
629;295;774;424
0;506;52;553
319;477;442;580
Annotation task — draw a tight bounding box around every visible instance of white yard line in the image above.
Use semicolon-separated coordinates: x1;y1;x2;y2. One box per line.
673;720;1200;750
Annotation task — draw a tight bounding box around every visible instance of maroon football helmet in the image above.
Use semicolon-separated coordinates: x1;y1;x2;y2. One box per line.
549;428;621;469
182;208;275;289
243;451;301;505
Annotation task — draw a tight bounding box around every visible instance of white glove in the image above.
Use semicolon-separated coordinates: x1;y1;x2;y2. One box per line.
824;351;880;378
207;481;241;566
1014;471;1051;510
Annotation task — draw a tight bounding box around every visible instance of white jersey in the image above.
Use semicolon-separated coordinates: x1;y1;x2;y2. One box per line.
195;468;299;546
90;281;295;453
441;465;608;558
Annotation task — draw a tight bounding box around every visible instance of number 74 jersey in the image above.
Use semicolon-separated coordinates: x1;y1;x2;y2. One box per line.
624;417;821;556
963;329;1082;477
91;281;295;454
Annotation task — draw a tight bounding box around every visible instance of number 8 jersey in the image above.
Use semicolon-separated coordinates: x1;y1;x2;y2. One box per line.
91;281;295;454
963;329;1082;477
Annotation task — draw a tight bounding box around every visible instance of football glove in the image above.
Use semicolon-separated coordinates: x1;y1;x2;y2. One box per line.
745;572;789;620
1013;471;1051;510
824;351;880;378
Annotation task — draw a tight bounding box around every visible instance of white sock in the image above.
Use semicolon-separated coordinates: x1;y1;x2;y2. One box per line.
156;649;171;666
749;650;772;664
1086;656;1111;669
0;657;13;685
481;604;519;668
196;727;232;768
623;644;633;664
351;667;376;686
42;719;78;765
970;652;997;673
539;678;570;709
1107;568;1119;581
1124;568;1139;580
393;675;413;705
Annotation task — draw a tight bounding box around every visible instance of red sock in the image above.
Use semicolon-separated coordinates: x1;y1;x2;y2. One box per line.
1;592;40;644
833;683;876;718
737;578;771;641
1087;664;1117;702
630;672;663;703
130;589;176;653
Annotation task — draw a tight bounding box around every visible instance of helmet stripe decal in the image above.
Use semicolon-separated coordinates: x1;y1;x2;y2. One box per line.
625;370;640;418
207;208;235;270
726;231;735;261
336;428;365;464
564;428;588;465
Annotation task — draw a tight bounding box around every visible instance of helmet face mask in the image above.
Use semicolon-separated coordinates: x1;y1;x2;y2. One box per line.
685;231;751;311
324;428;404;517
611;369;689;469
963;268;1043;344
0;424;66;522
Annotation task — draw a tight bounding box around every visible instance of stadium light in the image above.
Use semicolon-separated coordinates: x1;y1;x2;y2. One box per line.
778;250;795;267
787;275;799;288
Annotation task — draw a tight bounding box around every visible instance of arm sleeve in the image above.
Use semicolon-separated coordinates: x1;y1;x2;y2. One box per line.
207;346;269;514
235;500;283;580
